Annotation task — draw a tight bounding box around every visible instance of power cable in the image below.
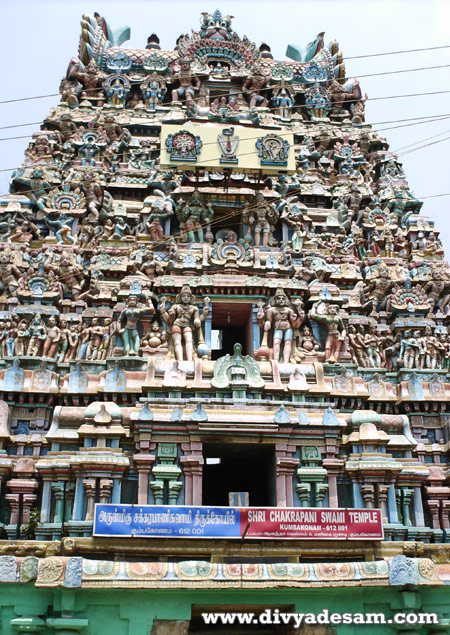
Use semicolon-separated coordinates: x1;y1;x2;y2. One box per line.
345;44;450;60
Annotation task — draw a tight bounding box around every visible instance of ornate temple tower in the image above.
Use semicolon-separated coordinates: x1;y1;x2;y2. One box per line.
0;9;450;633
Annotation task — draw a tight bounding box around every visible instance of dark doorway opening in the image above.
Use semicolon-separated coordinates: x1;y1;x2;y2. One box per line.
202;443;275;507
211;303;252;360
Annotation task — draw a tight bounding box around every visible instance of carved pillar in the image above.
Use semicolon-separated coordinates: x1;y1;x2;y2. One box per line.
323;459;343;508
396;489;402;523
377;484;390;524
360;484;375;508
5;479;38;524
180;442;204;505
276;444;298;507
402;487;414;527
150;443;182;505
388;484;399;523
83;479;96;521
40;479;52;523
99;479;113;504
296;482;311;507
168;481;183;505
51;482;65;523
413;487;425;527
352;481;364;508
315;483;328;506
72;477;85;521
441;500;450;530
428;500;441;530
65;482;76;521
133;454;156;505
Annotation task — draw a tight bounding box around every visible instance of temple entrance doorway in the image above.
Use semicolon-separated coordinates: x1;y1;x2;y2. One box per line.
202;443;276;507
210;302;253;360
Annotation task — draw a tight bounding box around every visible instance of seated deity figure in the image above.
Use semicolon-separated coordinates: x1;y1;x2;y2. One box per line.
170;58;201;105
159;285;210;361
258;289;303;363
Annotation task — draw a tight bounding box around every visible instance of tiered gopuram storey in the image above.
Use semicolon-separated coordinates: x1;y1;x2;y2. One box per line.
1;9;450;634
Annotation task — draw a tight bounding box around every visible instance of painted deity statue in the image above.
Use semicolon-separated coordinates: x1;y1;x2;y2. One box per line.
118;295;155;356
170;58;201;105
309;303;346;363
159;285;210;361
258;289;303;363
177;190;214;243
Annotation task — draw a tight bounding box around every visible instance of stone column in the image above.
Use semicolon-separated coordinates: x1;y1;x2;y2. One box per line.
351;481;364;508
51;482;65;523
276;444;298;507
402;488;414;527
388;484;399;523
180;442;203;506
99;479;113;504
133;454;155;505
72;477;85;521
112;478;121;504
441;500;450;530
5;479;38;524
65;483;76;521
377;484;390;524
83;479;96;521
322;459;343;508
428;500;441;529
360;484;375;508
40;479;52;523
413;487;425;527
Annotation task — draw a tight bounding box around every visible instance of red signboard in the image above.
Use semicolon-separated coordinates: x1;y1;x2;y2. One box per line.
94;504;384;540
241;507;384;540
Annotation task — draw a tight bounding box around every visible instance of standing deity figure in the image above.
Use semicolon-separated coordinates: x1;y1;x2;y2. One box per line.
42;316;61;358
258;289;303;363
170;58;201;105
177;190;214;243
242;66;269;108
118;295;155;356
399;329;419;369
365;267;394;315
159;285;210;361
272;87;295;119
242;193;279;247
309;303;346;363
82;171;105;221
144;197;174;241
26;315;47;357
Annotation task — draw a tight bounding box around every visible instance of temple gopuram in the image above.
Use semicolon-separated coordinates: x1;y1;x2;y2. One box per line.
1;9;450;633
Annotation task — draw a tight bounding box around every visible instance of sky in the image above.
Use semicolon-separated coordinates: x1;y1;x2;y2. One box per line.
2;0;450;253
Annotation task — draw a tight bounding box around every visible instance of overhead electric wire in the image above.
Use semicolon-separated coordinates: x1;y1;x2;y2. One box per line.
345;44;450;60
397;134;450;157
393;128;450;153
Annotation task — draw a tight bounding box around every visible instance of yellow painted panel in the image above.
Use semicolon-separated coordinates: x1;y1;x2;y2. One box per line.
160;124;295;174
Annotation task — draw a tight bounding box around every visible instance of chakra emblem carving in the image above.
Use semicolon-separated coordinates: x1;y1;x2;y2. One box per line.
165;130;203;162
